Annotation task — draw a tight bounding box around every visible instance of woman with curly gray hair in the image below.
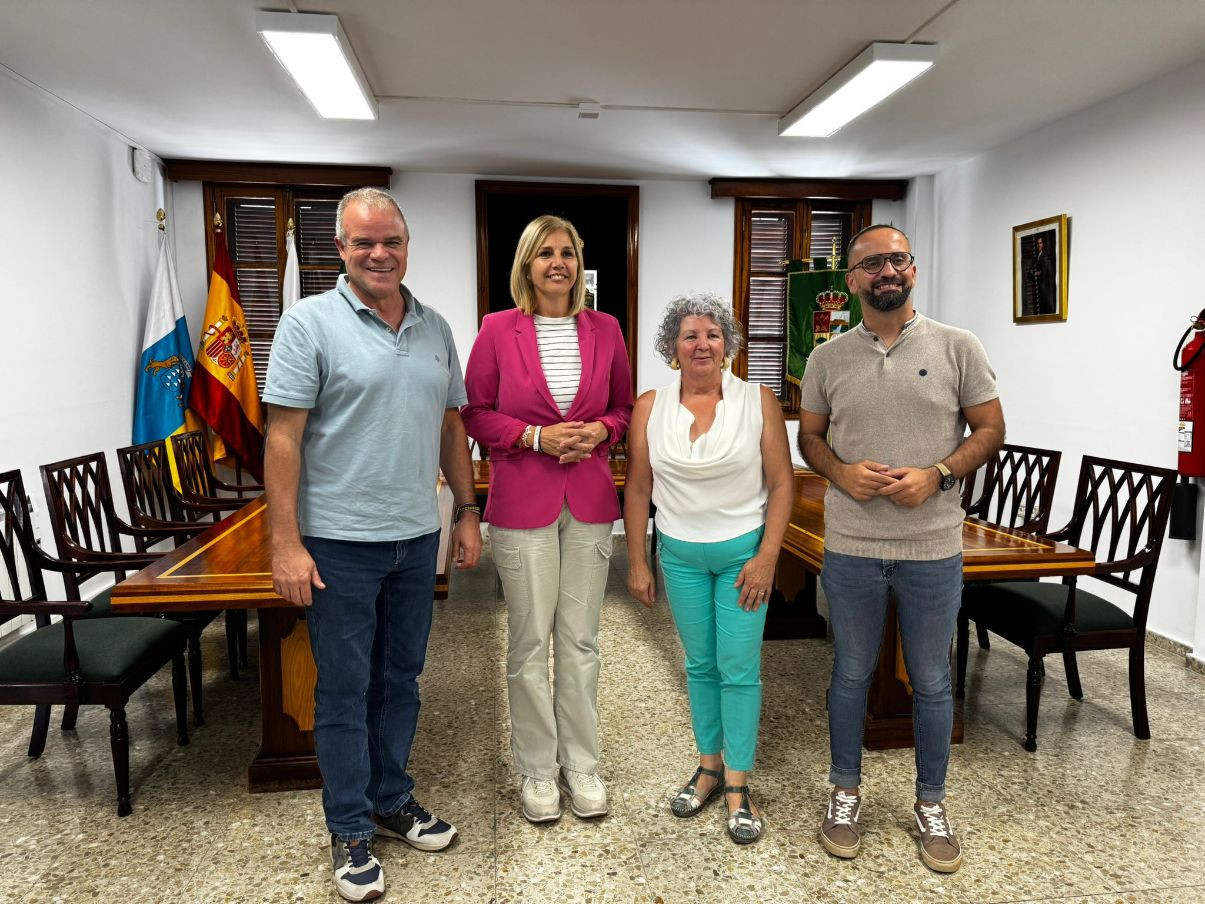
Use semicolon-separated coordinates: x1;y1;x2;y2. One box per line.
623;291;793;845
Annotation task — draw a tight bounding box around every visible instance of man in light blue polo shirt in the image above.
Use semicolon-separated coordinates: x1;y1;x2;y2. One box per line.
264;187;482;904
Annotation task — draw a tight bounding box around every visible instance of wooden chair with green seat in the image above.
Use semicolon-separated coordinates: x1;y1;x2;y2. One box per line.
0;468;189;816
957;455;1175;751
40;451;216;726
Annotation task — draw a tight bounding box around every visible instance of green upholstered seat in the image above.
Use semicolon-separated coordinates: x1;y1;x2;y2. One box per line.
78;587;112;619
0;617;187;683
965;581;1134;640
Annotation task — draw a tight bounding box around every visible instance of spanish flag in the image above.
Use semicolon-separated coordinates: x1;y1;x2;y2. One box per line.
188;219;265;480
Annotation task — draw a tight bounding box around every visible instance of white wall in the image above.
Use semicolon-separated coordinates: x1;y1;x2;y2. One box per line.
930;56;1205;653
0;69;165;569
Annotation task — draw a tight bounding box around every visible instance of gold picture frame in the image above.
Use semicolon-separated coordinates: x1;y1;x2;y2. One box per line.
1013;214;1068;323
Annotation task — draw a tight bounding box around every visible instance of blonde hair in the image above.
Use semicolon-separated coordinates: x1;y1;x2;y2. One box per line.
509;215;587;316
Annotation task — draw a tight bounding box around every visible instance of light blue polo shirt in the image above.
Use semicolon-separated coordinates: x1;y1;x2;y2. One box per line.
263;275;467;541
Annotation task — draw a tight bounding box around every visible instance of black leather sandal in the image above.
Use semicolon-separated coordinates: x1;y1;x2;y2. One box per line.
725;785;763;844
669;765;724;818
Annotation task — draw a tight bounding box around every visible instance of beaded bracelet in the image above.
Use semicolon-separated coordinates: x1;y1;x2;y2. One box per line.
454;503;482;523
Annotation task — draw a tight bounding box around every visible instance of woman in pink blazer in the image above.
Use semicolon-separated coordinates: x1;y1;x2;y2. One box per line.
462;215;632;825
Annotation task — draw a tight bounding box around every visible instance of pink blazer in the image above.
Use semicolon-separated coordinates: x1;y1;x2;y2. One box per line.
461;308;633;529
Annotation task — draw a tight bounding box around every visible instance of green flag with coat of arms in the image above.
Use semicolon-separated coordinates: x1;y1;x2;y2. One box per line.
785;257;863;386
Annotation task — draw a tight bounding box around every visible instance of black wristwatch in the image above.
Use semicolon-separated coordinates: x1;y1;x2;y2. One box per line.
933;462;957;492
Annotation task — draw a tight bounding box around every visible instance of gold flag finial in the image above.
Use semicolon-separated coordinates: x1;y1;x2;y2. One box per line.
213;211;223;228
828;238;839;271
156;208;166;231
287;217;295;233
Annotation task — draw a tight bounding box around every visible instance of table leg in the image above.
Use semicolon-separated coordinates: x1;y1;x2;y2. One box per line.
249;607;322;792
765;554;828;640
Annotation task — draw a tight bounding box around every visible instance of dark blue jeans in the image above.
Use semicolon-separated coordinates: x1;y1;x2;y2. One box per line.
304;531;439;841
820;549;963;802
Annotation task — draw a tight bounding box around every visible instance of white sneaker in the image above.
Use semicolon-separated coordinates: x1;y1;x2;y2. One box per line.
558;769;609;818
520;776;562;823
330;834;385;902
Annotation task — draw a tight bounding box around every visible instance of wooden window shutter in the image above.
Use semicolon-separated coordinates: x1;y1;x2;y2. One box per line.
223;193;283;396
808;210;854;262
745;209;793;397
294;197;342;297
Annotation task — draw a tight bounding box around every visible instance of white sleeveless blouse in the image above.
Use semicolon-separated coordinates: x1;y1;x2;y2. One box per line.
647;370;767;543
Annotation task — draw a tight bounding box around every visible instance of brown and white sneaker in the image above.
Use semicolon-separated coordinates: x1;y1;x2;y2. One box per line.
819;788;862;858
913;800;962;873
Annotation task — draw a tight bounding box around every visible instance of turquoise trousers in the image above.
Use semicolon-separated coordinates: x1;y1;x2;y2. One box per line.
657;526;766;772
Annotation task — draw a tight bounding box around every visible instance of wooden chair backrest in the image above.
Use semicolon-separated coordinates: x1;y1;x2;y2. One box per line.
964;443;1062;535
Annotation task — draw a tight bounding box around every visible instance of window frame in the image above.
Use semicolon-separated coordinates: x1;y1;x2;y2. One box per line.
712;178;906;417
731;197;871;415
200;184;347;395
184;162;391;396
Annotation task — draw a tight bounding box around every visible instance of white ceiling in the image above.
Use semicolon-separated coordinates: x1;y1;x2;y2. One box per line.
5;0;1205;180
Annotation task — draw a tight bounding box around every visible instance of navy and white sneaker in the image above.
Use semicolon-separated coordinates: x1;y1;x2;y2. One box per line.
373;797;458;851
330;834;385;902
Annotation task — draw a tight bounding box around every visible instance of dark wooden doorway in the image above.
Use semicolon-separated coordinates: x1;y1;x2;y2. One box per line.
475;180;639;388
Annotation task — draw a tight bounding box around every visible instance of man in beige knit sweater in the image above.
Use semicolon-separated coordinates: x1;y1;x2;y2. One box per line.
797;224;1005;874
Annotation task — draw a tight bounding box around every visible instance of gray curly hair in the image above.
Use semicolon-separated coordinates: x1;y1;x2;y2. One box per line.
653;292;743;365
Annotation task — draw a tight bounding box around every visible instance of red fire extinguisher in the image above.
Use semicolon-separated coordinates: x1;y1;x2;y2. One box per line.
1174;310;1205;477
1171;311;1205;539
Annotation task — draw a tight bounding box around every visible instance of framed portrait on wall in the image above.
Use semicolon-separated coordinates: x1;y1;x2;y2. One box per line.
584;270;598;309
1013;214;1068;323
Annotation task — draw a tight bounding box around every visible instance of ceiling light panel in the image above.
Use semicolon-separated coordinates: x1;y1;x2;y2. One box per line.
256;12;377;120
780;42;938;138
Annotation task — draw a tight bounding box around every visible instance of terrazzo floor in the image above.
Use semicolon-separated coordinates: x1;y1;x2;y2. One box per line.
3;538;1205;903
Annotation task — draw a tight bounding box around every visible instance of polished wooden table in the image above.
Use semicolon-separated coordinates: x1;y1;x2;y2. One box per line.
781;471;1096;749
110;490;455;792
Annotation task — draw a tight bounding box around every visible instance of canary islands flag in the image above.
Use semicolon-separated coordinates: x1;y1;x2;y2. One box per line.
188;222;265;480
133;231;195;445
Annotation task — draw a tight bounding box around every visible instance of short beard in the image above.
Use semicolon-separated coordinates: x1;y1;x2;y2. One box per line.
863;280;911;312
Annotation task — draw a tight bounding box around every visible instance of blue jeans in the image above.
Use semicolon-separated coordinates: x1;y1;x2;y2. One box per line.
658;527;767;772
304;531;439;841
820;549;962;802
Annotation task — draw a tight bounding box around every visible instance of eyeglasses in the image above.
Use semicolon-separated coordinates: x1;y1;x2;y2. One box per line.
849;252;914;275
